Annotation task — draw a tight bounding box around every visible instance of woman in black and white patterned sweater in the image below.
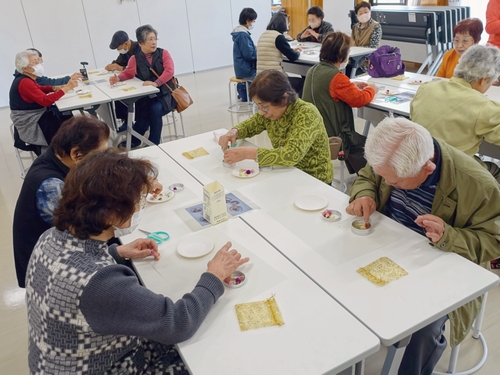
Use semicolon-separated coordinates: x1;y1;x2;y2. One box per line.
25;149;249;375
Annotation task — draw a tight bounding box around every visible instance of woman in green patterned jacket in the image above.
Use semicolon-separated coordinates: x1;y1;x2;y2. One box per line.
219;69;333;184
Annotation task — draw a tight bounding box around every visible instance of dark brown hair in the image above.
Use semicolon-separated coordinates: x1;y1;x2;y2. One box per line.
307;6;324;19
320;32;351;64
355;1;371;15
51;115;110;158
454;18;483;44
249;70;297;106
53;149;157;239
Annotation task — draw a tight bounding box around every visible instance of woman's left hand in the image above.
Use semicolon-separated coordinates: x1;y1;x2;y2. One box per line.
223;147;257;164
117;238;160;260
143;81;158;87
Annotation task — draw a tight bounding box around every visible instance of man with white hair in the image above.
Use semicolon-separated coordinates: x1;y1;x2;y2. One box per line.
347;116;500;375
410;44;500;177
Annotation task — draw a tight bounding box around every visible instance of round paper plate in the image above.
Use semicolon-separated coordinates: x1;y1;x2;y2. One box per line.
294;195;328;211
232;168;260;178
177;238;214;258
380;90;400;96
146;190;174;203
408;80;423;85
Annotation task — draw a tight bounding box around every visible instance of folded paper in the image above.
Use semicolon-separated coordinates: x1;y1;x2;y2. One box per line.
357;256;408;286
182;147;209;159
235;295;284;331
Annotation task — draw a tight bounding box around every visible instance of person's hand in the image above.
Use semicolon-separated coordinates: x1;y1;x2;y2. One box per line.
301;29;311;38
70;72;83;80
105;63;122;72
117;238;160;261
218;129;238;150
346;196;376;224
294;47;303;53
207;241;250;281
150;179;163;199
223;147;257;164
109;74;120;86
353;81;368;90
143;80;159;87
366;82;379;94
52;85;63;92
61;79;78;93
415;214;445;243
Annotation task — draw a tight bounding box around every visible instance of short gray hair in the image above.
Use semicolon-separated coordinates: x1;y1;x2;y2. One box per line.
136;24;157;44
15;49;38;74
454;44;500;84
365;117;434;178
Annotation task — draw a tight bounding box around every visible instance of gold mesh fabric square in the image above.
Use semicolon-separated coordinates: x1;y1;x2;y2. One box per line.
122;86;137;92
182;147;209;159
357;257;408;286
391;75;409;81
235;295;284;331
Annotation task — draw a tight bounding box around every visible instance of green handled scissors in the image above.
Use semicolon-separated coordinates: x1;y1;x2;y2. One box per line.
138;229;170;244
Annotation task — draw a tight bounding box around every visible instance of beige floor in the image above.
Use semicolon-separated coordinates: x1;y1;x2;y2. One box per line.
0;66;499;374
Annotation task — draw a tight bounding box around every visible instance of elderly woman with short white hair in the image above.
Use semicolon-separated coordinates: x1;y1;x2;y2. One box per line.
347;116;500;375
410;44;500;177
9;49;78;153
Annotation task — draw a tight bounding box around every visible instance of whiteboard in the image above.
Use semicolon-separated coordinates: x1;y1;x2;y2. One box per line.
229;0;271;46
137;0;194;74
83;0;141;70
186;0;233;71
0;0;33;107
22;0;95;77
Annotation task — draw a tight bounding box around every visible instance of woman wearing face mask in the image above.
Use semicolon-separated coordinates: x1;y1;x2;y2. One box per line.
296;6;334;43
25;149;249;374
303;32;378;175
351;2;382;49
231;8;258;102
12;115;110;288
9;49;78;150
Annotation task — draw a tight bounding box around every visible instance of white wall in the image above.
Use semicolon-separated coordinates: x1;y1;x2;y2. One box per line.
0;0;269;108
323;0;353;34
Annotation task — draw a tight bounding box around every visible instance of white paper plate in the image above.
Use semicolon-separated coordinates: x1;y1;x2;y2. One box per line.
408;80;423;85
294;195;328;211
232;168;260;178
146;190;174;203
177;237;214;258
380;90;400;96
75;89;91;95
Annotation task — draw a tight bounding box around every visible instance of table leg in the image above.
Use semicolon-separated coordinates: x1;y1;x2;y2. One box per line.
380;335;411;375
363;120;372;137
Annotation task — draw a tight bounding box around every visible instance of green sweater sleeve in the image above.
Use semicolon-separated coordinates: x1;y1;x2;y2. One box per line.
234;114;267;139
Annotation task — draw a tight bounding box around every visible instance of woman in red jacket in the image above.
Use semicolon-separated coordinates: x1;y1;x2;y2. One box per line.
487;0;500;48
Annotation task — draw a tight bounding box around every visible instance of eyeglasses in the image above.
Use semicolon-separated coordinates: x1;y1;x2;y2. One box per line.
146;37;158;42
255;102;272;113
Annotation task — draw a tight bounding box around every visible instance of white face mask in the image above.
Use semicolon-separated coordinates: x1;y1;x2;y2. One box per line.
117;48;128;54
113;208;143;237
357;13;371;24
309;21;321;29
248;22;255;30
340;60;348;70
31;63;44;77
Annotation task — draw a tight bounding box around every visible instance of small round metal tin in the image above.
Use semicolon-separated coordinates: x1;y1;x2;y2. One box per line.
351;220;372;236
321;209;341;222
168;183;184;192
223;271;246;288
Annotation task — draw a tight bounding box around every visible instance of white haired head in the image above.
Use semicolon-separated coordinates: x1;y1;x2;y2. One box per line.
454;44;500;84
365;117;434;178
15;49;39;74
